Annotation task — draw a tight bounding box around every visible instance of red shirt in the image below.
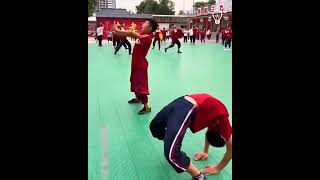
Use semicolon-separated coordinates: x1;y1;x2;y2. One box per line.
226;30;232;40
132;33;152;69
154;30;161;40
130;33;152;95
200;31;205;37
188;93;232;141
193;28;197;36
161;30;167;37
171;30;179;41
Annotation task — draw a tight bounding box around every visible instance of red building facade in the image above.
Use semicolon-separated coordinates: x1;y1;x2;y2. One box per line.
95;8;152;39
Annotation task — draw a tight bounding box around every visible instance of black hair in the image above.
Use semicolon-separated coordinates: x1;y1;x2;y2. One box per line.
146;19;158;32
206;130;225;148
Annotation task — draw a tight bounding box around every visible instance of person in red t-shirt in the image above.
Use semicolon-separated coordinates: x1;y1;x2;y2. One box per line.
150;93;232;180
152;26;161;50
114;19;158;114
161;27;167;42
200;28;206;43
114;22;131;55
165;25;182;54
224;27;232;49
221;28;225;45
196;27;200;40
192;26;197;44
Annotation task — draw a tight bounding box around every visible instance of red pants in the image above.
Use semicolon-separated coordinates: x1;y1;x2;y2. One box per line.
135;93;148;104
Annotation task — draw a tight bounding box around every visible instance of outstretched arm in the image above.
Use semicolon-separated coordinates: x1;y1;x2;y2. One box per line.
113;24;141;39
193;136;210;160
202;136;232;175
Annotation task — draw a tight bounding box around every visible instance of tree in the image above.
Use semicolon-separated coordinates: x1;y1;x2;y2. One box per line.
136;0;175;15
178;10;185;15
88;0;95;17
208;0;216;5
193;0;216;8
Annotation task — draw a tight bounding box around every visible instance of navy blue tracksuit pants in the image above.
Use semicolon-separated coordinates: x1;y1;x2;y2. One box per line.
149;97;195;173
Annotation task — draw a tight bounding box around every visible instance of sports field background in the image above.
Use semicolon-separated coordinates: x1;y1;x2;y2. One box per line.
88;41;232;180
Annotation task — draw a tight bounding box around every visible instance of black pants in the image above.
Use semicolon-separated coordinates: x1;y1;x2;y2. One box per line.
222;37;225;45
107;37;112;42
216;34;220;43
166;40;181;51
152;39;161;50
190;36;195;44
183;36;188;43
113;39;117;47
115;38;131;54
150;97;195;173
98;35;103;47
201;37;205;43
225;39;232;48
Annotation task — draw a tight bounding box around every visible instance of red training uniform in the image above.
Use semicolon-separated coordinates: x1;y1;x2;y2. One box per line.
171;30;179;42
226;29;232;40
161;30;167;39
188;93;232;141
154;30;161;40
130;32;153;96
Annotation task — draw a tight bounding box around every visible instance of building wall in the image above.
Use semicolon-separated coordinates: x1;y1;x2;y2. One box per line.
157;23;188;30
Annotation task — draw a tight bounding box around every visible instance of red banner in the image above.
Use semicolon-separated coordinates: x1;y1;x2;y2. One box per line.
196;8;201;16
96;18;147;39
203;7;208;15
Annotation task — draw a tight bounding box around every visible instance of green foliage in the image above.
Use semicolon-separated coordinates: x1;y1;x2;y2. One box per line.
193;0;216;8
136;0;175;15
88;0;95;17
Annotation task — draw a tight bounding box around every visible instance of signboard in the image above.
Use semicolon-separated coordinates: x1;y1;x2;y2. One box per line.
203;6;208;15
196;8;201;16
210;5;215;12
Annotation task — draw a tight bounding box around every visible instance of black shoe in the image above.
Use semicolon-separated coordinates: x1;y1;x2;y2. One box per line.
138;106;151;114
128;98;141;104
129;53;132;55
165;48;167;53
178;51;182;53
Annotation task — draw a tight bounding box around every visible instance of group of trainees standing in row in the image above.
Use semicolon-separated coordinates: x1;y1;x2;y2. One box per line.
110;19;232;180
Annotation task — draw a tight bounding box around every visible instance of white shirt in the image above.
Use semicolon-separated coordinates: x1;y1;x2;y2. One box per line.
184;30;188;36
166;31;170;36
206;30;211;35
189;29;193;36
97;27;104;36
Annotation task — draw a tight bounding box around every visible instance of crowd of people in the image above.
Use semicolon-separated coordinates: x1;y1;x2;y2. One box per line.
95;23;232;52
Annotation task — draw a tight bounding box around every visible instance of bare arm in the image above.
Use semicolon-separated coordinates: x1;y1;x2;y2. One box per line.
202;136;232;175
216;136;232;170
113;24;141;39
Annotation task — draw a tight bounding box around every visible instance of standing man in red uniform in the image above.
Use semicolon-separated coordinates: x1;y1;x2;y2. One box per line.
150;93;232;180
152;26;161;50
221;28;226;46
114;19;158;114
165;25;182;54
200;28;206;43
224;27;232;49
161;27;167;43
